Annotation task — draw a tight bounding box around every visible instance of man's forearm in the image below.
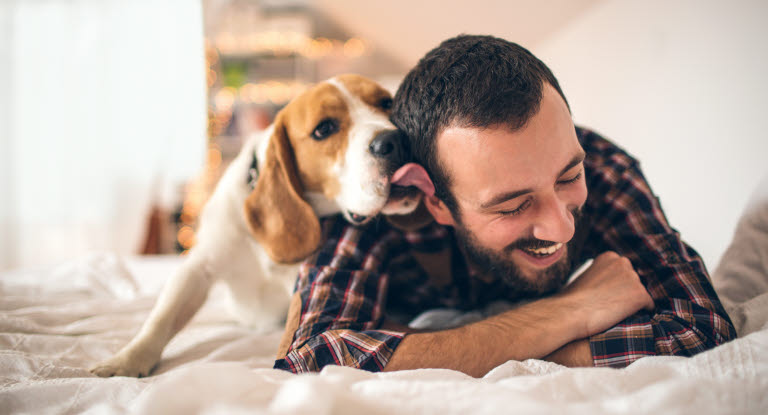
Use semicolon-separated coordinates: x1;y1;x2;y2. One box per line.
384;295;585;377
543;339;593;367
384;252;654;376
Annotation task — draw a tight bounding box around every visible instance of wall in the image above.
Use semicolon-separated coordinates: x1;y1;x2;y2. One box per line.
1;0;207;270
0;3;13;270
534;0;768;269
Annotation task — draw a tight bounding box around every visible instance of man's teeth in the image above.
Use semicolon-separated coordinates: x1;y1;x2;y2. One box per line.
522;243;563;256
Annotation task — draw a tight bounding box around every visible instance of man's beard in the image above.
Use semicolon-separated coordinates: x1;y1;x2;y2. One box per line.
455;208;582;297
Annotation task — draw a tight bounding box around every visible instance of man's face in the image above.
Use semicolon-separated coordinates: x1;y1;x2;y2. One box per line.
428;84;588;295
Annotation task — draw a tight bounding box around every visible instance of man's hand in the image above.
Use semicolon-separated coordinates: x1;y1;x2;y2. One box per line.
559;251;655;338
384;251;654;377
542;252;655;367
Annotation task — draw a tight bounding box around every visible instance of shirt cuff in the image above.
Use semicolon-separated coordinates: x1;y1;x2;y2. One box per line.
274;329;406;374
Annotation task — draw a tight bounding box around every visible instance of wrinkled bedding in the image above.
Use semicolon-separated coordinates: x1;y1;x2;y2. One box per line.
2;192;768;414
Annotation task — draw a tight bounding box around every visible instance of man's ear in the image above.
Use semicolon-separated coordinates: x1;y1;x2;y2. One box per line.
423;194;456;227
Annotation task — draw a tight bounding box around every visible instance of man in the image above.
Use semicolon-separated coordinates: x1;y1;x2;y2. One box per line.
273;35;736;377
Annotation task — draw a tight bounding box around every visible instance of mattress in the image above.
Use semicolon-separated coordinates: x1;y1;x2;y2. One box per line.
1;242;766;415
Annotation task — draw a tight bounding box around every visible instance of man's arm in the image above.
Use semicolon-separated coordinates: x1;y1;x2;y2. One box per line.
385;252;652;376
578;129;737;367
385;296;582;377
276;213;651;375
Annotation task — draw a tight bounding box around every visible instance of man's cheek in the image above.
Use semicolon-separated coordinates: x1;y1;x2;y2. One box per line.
483;221;526;252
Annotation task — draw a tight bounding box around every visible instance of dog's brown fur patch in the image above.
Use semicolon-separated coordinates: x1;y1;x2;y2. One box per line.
281;83;351;200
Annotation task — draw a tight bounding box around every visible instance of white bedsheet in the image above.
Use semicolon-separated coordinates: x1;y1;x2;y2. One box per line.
2;205;768;415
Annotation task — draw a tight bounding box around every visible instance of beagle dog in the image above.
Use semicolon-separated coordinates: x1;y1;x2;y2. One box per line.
91;74;426;377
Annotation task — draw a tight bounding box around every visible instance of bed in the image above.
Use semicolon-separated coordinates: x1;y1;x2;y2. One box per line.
2;197;768;414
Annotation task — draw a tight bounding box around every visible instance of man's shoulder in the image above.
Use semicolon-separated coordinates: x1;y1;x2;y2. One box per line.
576;126;639;175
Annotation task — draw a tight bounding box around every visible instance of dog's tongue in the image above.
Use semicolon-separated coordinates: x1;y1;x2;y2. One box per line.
391;163;435;196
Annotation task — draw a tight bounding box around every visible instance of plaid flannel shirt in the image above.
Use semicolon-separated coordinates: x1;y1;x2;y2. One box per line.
274;127;736;373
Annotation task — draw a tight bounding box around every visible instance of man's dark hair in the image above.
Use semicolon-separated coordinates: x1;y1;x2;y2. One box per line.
392;34;570;216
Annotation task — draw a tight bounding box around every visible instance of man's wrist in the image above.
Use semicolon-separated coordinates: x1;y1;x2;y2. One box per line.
547;291;591;339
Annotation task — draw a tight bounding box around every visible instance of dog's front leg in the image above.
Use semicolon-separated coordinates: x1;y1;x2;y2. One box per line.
90;255;214;377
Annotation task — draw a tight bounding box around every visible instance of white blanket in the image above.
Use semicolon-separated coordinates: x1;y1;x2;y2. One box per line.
2;193;768;415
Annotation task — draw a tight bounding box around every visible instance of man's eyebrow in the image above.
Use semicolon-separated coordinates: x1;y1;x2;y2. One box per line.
479;151;586;210
557;151;586;178
479;187;534;210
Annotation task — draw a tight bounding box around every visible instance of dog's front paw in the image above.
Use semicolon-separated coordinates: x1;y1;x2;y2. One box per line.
90;348;159;378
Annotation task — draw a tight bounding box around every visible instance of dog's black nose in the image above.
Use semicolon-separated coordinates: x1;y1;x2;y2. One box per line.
370;130;406;162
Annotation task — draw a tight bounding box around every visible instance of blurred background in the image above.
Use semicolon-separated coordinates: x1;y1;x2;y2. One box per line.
1;0;766;272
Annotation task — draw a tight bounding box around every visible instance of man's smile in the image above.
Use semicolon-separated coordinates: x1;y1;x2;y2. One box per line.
515;243;566;268
522;242;564;257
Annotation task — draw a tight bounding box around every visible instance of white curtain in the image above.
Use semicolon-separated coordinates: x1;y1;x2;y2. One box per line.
0;0;206;270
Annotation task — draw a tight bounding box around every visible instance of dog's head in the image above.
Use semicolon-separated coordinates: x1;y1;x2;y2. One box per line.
244;74;425;263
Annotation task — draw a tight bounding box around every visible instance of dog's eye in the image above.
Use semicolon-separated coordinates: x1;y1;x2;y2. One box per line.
379;97;393;110
312;119;339;141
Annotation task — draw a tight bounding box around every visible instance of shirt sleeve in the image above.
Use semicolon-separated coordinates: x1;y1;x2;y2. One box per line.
582;138;737;367
273;217;407;374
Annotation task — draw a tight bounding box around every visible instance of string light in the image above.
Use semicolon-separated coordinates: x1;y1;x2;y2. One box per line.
177;226;196;249
212;30;368;59
214;87;237;111
343;38;367;58
207;146;222;171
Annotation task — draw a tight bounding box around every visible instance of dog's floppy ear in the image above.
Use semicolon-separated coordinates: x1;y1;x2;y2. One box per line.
244;117;321;264
385;199;434;231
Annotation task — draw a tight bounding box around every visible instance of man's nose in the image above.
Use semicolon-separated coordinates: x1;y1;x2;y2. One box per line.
531;192;575;243
369;129;407;164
